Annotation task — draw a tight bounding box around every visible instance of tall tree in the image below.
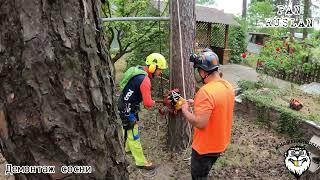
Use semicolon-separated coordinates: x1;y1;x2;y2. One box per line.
303;0;311;39
290;0;300;38
248;0;274;27
168;0;196;151
242;0;248;19
0;0;127;179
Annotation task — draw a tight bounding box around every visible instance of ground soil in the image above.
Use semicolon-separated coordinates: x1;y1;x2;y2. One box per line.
126;107;300;180
0;100;316;179
115;59;316;179
1;61;317;179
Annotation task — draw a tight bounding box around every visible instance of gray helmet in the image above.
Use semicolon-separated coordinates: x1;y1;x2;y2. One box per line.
189;51;219;72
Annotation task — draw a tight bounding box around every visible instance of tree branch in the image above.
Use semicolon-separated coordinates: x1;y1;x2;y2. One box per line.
123;42;132;51
127;32;160;53
111;52;123;63
116;28;122;52
109;0;169;64
107;0;112;17
106;27;114;50
112;31;159;63
127;1;169;48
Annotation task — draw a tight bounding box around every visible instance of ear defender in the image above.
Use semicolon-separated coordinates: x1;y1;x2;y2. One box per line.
149;64;157;73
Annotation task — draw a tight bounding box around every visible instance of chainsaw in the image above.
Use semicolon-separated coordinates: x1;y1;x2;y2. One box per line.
156;89;186;115
289;98;303;111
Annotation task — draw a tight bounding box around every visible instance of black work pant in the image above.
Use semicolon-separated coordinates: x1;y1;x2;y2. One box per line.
191;149;220;180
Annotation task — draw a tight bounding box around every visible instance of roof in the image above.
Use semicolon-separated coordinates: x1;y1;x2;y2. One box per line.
150;1;239;26
195;6;239;26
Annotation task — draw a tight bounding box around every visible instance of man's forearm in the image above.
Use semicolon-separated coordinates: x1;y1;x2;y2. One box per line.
182;108;198;127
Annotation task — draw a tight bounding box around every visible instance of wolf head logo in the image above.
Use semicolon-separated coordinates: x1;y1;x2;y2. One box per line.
284;146;311;179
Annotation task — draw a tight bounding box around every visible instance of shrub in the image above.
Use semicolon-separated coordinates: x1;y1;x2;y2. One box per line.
229;18;248;64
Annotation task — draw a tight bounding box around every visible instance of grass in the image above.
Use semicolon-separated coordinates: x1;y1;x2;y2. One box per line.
239;80;320;126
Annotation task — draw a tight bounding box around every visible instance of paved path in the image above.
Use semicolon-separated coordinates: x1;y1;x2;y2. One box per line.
220;64;297;89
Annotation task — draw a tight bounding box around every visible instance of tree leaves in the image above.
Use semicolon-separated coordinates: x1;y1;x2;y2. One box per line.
102;0;169;64
248;1;275;27
196;0;215;5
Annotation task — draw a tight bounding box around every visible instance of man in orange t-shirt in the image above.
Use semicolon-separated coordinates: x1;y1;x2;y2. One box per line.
182;49;235;179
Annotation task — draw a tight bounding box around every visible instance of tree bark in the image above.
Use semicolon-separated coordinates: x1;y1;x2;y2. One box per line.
303;0;310;39
242;0;247;19
0;0;128;179
168;0;195;152
290;0;299;39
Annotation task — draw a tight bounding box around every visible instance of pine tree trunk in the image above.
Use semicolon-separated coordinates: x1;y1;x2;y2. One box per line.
303;0;310;39
0;0;128;179
242;0;247;19
168;0;195;152
290;0;299;38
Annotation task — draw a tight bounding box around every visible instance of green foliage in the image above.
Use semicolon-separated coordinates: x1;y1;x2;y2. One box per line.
229;18;248;63
102;0;169;64
252;38;320;76
238;80;256;91
302;63;313;74
237;78;277;91
256;106;270;127
126;26;170;78
247;0;274;28
243;89;304;136
196;0;215;5
241;80;320;135
246;0;289;35
243;89;281;107
242;53;258;67
277;111;302;137
309;114;320;122
312;30;320;39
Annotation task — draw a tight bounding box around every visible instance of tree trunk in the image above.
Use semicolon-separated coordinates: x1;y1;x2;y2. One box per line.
242;0;247;19
303;0;310;39
0;0;128;179
290;0;299;39
168;0;195;152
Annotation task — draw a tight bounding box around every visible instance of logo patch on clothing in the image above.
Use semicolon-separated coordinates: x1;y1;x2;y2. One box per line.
124;89;134;101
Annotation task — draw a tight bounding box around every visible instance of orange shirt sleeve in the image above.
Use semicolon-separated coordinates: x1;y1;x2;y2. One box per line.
140;76;155;109
194;88;214;115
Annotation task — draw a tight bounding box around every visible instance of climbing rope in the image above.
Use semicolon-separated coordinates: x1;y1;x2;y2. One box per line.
176;0;186;98
176;0;193;152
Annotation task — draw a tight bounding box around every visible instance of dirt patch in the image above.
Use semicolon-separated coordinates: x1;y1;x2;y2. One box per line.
127;107;300;179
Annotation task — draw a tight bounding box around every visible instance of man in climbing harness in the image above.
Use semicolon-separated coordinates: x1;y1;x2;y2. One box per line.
118;53;167;170
181;49;235;179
